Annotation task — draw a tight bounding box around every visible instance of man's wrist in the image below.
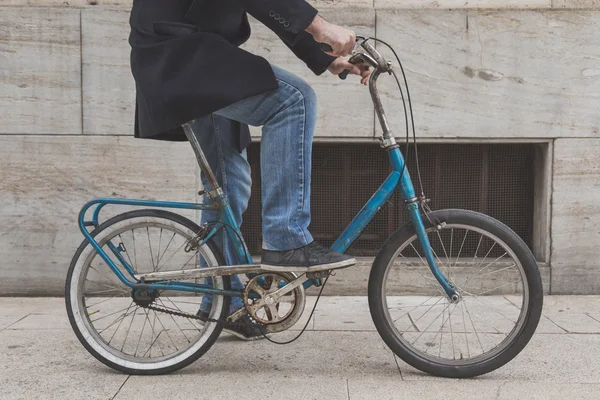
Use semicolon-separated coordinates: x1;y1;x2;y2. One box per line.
306;14;325;37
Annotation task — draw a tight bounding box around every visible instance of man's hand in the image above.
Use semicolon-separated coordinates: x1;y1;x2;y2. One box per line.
306;15;356;57
328;58;372;85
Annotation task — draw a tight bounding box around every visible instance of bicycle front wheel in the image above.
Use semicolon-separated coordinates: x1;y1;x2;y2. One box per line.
65;209;230;375
368;209;543;378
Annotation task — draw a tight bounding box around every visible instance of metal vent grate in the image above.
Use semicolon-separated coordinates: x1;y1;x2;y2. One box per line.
241;142;535;257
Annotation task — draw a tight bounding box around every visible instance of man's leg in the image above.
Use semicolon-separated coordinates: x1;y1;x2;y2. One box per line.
214;64;354;271
193;114;251;314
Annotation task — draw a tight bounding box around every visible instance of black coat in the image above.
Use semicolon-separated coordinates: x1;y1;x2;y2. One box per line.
129;0;335;146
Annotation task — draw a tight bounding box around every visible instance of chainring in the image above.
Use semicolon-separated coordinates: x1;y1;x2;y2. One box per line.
242;272;306;333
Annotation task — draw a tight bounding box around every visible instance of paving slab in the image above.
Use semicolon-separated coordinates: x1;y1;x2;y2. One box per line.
543;312;600;333
541;295;600;314
0;296;599;400
0;329;128;400
313;296;376;331
397;333;600;382
189;331;401;379
7;313;71;330
498;382;600;400
116;375;348;400
0;297;58;316
348;379;501;400
0;316;24;331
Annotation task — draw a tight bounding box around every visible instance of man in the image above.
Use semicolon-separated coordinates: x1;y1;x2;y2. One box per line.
129;0;371;339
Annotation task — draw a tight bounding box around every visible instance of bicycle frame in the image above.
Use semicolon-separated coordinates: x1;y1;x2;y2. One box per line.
77;40;457;301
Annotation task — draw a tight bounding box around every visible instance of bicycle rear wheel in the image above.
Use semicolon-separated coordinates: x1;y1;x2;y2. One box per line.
65;209;230;375
368;209;543;378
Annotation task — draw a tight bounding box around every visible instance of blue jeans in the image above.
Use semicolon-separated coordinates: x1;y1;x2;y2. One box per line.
197;64;317;313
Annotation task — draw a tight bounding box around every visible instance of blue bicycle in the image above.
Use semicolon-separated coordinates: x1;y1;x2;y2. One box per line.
65;38;543;378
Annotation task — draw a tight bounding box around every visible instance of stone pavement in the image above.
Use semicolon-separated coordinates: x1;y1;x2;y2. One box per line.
1;296;600;400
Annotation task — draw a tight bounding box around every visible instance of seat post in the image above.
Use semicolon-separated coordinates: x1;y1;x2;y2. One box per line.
182;122;220;192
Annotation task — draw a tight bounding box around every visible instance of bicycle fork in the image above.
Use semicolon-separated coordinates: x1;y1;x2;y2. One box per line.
388;147;458;300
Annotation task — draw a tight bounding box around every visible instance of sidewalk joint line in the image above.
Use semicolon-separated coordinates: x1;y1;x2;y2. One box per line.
495;381;510;400
0;314;30;333
543;315;569;333
346;378;350;400
110;375;131;400
586;313;600;324
393;352;404;380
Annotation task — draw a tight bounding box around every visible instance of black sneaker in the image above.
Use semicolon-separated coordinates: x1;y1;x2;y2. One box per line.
261;241;356;272
196;311;264;341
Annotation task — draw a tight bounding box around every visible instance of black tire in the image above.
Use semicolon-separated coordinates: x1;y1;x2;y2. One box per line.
65;209;231;375
368;209;543;378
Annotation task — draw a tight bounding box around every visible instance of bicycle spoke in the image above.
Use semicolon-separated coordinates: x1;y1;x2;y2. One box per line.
438;301;445;357
410;300;452;346
477;264;517;279
448;300;456;359
460;300;471;358
460;300;485;354
156;228;163;269
473;234;483;263
150;305;180;352
107;301;135;345
465;296;508;333
461;249;506;290
402;267;446;297
98;307;133;335
142;330;163;358
156;297;205;330
84;279;124;294
160;297;202;335
86;287;127;296
86;296;120;309
140;308;156;357
466;280;522;298
132;229;137;270
179;250;200;271
156;239;190;272
118;233;136;273
430;246;451;284
91;305;134;323
433;231;452;279
448;228;454;283
88;265;121;288
134;308;149;356
392;296;442;324
156;232;176;269
453;229;469;267
120;306;139;352
147;227;156;271
151;311;166;357
461;300;500;351
157;300;193;343
406;245;447;296
427;301;458;356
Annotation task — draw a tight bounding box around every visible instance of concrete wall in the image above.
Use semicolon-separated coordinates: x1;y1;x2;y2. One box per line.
1;1;599;295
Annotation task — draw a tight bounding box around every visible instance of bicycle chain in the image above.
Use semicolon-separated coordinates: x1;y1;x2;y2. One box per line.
141;302;224;324
140;300;267;328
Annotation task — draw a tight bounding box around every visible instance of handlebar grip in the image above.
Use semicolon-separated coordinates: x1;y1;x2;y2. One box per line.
320;43;352;80
320;43;333;53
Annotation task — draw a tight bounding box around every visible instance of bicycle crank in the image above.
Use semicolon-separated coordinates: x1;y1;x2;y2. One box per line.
241;272;306;333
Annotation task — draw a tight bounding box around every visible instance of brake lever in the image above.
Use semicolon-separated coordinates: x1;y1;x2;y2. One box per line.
320;39;368;80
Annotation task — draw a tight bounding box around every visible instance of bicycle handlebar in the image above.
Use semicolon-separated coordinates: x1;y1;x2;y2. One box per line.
321;37;395;143
319;43;350;79
320;39;390;80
